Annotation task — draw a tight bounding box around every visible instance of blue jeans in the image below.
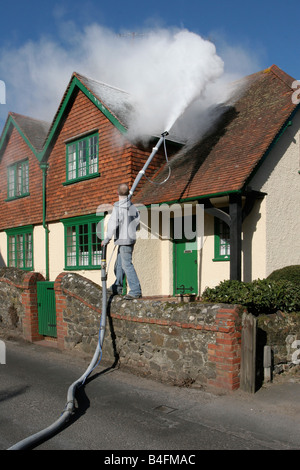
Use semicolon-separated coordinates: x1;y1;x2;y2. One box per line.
113;245;141;297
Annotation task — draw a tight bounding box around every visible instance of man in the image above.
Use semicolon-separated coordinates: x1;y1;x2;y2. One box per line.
101;183;142;300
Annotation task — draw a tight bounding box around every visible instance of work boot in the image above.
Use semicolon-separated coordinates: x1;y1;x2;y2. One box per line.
124;294;142;300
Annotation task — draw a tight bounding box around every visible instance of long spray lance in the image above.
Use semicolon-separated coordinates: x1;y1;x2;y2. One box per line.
7;131;169;450
128;131;169;199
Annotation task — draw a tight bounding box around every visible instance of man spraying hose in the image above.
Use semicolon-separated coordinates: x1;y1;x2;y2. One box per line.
7;134;168;450
101;183;142;300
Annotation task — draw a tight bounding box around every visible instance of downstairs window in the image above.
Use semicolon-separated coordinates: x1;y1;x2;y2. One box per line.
63;215;103;269
6;226;33;270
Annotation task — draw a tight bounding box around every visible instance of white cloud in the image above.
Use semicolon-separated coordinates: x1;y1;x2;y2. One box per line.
0;22;261;140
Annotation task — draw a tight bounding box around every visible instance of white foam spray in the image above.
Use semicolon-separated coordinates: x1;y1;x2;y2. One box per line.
122;29;224;139
0;23;251;142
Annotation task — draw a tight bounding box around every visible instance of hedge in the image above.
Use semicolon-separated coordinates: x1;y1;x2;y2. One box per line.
267;265;300;287
202;278;300;315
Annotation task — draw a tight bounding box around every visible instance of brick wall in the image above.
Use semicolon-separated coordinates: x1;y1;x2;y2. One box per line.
208;308;242;390
22;271;45;342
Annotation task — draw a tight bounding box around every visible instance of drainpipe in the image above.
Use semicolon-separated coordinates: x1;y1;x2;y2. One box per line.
40;163;49;281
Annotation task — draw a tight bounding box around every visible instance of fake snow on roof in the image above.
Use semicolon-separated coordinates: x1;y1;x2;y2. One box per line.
75;72;135;130
75;72;185;144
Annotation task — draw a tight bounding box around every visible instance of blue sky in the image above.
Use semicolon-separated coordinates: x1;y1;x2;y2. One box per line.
0;0;299;133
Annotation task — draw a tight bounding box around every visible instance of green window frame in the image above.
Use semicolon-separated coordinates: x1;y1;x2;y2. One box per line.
6;225;33;270
65;132;99;183
7;159;29;200
62;215;103;270
214;218;230;261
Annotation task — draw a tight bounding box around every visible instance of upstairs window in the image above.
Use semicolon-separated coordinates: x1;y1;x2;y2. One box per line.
7;160;29;199
214;218;230;261
66;133;99;183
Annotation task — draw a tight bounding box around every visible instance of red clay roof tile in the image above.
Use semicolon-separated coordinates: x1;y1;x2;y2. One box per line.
134;65;298;205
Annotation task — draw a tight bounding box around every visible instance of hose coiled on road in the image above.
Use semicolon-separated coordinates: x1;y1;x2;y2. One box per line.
8;246;107;450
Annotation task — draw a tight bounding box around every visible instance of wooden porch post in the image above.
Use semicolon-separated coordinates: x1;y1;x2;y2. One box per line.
229;193;242;281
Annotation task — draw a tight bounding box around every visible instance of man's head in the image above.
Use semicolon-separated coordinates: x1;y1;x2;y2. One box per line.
118;183;129;197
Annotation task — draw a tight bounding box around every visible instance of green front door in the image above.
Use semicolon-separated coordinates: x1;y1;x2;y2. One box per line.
174;238;198;296
37;281;57;337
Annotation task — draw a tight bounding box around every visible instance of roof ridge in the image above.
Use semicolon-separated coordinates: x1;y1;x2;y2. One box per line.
9;112;51;154
264;64;296;89
74;71;131;96
10;111;51;125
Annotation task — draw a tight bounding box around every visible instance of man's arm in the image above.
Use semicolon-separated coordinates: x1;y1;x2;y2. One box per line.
102;206;118;245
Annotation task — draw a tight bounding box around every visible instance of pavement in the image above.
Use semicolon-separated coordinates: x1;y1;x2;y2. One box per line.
229;365;300;418
1;329;299;451
1;326;300;415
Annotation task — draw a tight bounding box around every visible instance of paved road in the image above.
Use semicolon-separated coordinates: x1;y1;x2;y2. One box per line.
0;338;299;452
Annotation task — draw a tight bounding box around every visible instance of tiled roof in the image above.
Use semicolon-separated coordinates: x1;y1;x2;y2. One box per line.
41;72;137;155
134;65;298;205
0;112;51;157
9;112;51;153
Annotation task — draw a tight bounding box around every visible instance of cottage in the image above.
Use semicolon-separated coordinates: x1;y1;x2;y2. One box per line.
0;65;299;302
0;72;177;290
0;112;50;272
135;65;300;295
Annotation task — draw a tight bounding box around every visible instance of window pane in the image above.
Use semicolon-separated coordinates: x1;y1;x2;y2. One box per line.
91;222;101;265
25;233;32;268
88;135;98;174
16;163;22;196
79;224;89;266
78;140;87;177
219;222;230;256
23;161;29;194
66;226;77;266
8;166;15;198
8;236;16;267
67;144;77;180
16;234;24;268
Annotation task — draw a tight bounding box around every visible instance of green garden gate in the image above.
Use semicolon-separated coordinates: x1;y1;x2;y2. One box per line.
37;281;57;337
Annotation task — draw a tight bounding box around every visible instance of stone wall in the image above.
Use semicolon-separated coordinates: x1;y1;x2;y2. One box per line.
55;272;242;390
0;267;26;330
0;267;45;341
257;311;300;373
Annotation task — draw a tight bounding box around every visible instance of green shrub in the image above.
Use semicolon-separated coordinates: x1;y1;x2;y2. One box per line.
201;280;249;305
202;278;300;315
267;265;300;287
